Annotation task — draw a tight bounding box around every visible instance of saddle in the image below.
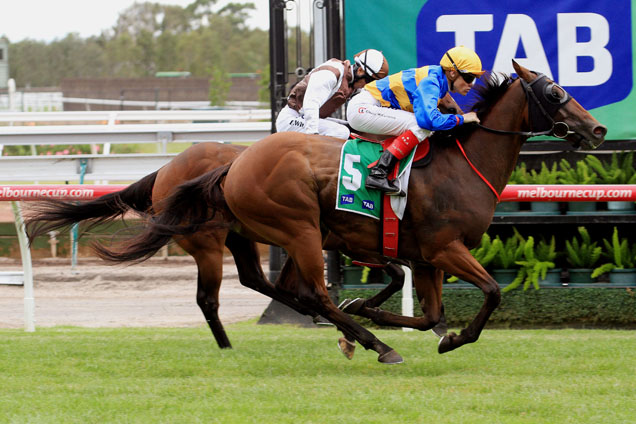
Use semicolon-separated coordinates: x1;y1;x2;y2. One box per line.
339;134;434;258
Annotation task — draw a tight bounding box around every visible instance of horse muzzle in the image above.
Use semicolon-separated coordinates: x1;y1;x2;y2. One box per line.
571;123;607;150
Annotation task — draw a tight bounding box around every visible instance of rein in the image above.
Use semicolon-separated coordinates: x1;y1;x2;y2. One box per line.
454;72;577;203
473;73;573;139
454;139;501;202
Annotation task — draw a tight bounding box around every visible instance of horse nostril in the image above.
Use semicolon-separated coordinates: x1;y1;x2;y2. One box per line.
594;126;608;137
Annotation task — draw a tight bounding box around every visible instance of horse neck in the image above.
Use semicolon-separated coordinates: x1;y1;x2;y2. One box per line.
461;81;528;194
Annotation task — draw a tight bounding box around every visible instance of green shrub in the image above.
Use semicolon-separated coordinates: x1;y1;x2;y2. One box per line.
565;226;602;268
528;162;559;184
585;152;636;184
339;287;636;328
503;236;557;292
558;159;598;184
492;229;525;269
592;227;636;277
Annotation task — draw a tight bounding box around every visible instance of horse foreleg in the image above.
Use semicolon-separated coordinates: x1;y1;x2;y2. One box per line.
430;239;501;354
341;264;445;331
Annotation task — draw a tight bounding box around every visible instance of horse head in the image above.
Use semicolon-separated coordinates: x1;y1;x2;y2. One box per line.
512;60;607;150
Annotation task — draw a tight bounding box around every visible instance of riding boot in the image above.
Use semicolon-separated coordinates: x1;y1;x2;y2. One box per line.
365;149;403;195
366;129;422;196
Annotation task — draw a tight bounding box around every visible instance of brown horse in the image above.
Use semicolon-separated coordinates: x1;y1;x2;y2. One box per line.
24;95;464;351
95;61;606;363
24;145;412;349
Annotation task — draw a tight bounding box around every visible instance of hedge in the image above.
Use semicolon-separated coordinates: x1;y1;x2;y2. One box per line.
338;287;636;328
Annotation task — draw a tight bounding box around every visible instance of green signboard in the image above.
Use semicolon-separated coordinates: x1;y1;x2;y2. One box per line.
345;0;635;140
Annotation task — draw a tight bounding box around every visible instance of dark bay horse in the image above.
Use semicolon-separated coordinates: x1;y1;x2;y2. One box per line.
95;61;606;363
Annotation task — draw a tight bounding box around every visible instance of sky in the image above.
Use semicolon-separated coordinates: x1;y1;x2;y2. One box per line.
0;0;270;43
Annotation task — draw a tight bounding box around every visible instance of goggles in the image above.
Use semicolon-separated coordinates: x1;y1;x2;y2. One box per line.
445;52;477;84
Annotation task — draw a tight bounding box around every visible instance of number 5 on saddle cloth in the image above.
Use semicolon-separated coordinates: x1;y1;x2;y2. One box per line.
336;137;432;257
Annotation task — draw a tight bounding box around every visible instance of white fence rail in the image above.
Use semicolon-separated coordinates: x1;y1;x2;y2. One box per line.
0;153;177;182
0;110;271;153
0;109;271;124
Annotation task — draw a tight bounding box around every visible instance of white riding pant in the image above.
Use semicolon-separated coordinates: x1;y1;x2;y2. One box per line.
275;105;350;139
346;89;430;141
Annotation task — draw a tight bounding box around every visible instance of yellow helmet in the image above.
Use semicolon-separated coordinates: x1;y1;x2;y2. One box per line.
440;46;485;76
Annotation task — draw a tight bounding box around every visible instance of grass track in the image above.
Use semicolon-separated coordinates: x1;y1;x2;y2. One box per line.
1;323;635;423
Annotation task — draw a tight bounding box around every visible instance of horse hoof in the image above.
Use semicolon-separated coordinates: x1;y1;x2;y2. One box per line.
431;323;448;338
437;333;456;354
378;349;404;364
338;298;364;314
313;315;334;326
337;337;356;360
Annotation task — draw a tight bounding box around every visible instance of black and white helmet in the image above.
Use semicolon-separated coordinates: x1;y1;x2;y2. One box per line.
353;49;389;81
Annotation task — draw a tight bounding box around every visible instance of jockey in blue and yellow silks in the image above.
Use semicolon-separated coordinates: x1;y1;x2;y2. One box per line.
347;46;485;195
365;65;462;130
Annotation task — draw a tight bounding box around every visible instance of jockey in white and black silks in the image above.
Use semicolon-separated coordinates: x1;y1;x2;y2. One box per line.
276;49;389;139
347;46;485;195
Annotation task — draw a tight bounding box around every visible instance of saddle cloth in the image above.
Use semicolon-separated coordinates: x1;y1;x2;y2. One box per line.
336;138;429;220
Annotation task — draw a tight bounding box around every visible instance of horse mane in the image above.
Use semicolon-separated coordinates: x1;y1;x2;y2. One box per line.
430;71;517;146
467;71;516;116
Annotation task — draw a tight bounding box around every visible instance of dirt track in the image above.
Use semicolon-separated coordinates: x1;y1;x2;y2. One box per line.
0;256;271;329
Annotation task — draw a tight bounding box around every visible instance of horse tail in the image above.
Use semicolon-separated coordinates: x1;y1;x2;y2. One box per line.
94;163;233;264
25;171;158;244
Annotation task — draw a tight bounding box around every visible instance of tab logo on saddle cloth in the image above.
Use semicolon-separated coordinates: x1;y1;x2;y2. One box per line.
336;138;418;220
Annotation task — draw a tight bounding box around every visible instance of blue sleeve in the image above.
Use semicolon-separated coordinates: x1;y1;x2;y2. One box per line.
412;77;462;131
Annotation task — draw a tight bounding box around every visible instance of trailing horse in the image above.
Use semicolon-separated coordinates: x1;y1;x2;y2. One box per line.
24;141;409;351
94;61;606;363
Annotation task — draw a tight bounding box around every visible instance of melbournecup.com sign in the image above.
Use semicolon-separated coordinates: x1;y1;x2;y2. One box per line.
0;185;126;201
501;185;636;202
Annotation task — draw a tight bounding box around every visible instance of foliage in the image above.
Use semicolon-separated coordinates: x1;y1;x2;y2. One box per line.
503;236;557;292
565;226;602;268
585;151;636;184
208;66;232;106
492;229;526;270
340;287;636;327
2;144;94;156
7;1;269;87
592;227;636;277
258;64;271;104
528;162;559;184
557;159;598;184
508;162;531;184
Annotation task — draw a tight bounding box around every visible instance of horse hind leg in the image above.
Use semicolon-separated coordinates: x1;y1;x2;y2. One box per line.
179;235;232;349
430;239;501;354
284;237;403;364
340;263;405;315
224;232;317;318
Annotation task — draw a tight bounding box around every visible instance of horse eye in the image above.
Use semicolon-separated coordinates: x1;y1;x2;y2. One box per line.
550;85;564;100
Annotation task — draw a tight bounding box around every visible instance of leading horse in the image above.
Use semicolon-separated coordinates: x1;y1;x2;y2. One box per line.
96;61;606;363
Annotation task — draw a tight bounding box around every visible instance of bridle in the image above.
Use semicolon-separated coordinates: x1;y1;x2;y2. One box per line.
475;73;574;139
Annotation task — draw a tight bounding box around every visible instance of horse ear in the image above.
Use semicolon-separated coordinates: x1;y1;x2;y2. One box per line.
512;60;532;81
